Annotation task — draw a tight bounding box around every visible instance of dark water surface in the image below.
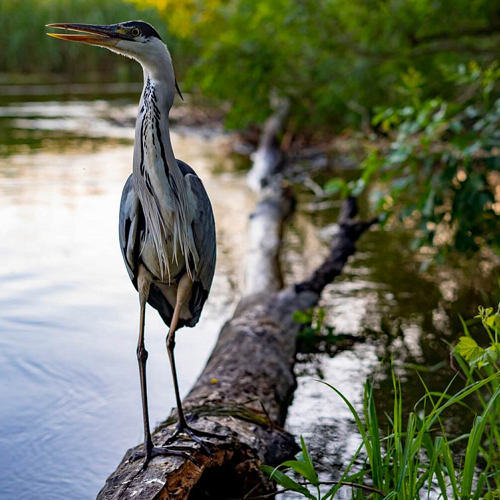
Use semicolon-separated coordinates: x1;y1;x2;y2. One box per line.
283;191;500;497
0;89;498;500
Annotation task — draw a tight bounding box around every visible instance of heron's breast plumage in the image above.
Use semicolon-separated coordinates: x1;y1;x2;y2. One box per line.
120;73;215;329
132;78;199;283
138;228;185;283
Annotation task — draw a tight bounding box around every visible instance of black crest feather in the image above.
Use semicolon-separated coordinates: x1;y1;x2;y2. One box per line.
122;20;162;40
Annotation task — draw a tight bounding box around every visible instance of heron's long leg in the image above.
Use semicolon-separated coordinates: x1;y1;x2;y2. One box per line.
164;275;226;452
137;298;153;455
136;267;153;458
166;274;192;430
132;268;202;468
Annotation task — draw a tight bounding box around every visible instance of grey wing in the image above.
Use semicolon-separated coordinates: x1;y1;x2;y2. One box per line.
186;173;216;291
119;174;177;324
184;171;217;324
119;167;216;329
119;175;141;286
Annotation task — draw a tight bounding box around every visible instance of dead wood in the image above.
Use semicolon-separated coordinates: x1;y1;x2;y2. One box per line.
96;188;376;500
247;99;290;192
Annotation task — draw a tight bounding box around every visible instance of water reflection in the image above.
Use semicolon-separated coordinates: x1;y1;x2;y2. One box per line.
282;198;499;494
0;97;253;500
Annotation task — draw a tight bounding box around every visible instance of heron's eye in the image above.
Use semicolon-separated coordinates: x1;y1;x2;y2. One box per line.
131;27;141;37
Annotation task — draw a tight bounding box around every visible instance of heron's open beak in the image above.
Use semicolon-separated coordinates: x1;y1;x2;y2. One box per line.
46;23;124;47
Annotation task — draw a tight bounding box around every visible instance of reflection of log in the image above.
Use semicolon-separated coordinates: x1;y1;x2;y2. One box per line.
97;186;376;499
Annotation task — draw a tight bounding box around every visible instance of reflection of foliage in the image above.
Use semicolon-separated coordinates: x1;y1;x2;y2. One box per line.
293;308;363;358
293;308;336;357
294;308;333;352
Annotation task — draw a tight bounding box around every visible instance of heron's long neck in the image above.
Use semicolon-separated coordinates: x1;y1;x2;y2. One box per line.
135;64;179;189
133;67;195;279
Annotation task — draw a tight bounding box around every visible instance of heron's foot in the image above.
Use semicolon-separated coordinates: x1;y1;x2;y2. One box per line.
130;444;200;469
163;422;227;456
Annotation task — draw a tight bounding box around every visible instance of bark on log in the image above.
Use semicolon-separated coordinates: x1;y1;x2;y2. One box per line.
247;99;290;192
245;182;294;295
97;188;376;500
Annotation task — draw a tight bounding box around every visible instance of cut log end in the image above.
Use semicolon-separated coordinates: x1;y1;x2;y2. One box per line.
97;416;297;500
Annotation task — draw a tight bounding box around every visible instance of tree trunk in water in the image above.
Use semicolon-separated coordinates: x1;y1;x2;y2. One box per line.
247;98;290;192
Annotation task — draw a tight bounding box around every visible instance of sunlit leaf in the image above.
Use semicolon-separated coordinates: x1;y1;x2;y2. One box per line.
455;337;484;363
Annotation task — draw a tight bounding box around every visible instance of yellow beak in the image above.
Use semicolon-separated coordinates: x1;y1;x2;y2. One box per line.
46;23;122;47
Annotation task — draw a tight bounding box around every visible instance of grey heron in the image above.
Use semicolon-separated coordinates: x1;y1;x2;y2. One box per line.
47;21;220;466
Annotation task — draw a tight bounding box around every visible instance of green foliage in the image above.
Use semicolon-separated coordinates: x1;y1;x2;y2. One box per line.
261;437;320;499
123;0;500;260
261;435;368;500
453;305;500;472
0;0;167;78
125;0;500;131
339;62;500;258
264;369;500;499
292;308;327;335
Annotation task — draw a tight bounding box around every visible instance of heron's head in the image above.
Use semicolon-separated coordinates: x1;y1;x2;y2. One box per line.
47;21;172;79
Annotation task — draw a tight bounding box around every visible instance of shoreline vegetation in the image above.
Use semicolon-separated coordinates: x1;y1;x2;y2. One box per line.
264;306;500;499
6;0;500;260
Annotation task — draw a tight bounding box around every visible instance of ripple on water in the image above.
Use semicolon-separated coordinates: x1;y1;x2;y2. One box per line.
0;97;251;500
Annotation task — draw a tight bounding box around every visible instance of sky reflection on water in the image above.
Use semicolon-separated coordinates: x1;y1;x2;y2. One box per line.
0;99;252;499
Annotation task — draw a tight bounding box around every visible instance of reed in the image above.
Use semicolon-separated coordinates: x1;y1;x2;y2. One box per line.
263;306;500;499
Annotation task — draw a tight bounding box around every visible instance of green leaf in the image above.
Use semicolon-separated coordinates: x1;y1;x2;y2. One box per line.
260;465;315;499
461;385;500;496
316;308;325;327
280;460;318;484
299;436;319;485
454;337;484;363
324;178;348;196
293;310;312;324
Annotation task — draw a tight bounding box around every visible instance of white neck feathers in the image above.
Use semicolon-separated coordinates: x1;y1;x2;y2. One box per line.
132;72;197;282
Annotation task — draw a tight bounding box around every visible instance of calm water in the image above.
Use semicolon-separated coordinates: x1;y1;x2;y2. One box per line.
0;89;498;500
0;92;254;499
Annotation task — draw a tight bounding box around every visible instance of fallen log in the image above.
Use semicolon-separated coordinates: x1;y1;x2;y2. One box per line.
98;91;375;500
245;182;294;294
97;186;376;500
247;98;290;192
